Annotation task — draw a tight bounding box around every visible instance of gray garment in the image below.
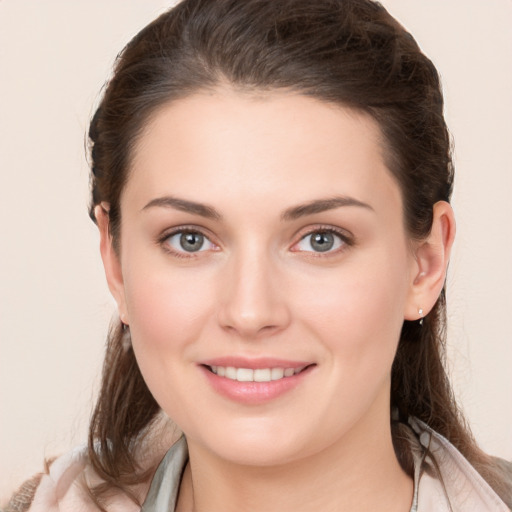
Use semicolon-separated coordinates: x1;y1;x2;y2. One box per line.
141;419;511;512
142;436;189;512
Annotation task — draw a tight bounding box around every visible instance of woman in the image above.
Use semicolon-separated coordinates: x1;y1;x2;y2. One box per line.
4;0;511;511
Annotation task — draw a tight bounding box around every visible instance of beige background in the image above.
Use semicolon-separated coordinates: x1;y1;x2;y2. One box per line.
1;0;511;501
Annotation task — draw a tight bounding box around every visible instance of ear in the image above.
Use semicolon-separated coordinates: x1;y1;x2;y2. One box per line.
95;204;129;325
404;201;456;321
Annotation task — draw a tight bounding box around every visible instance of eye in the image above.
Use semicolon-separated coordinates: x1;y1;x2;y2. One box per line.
293;230;347;253
164;230;216;254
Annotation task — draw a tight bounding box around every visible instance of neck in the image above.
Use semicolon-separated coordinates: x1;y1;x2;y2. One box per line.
176;412;413;512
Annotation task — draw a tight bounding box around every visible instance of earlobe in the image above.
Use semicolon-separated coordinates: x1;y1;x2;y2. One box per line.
95;204;129;324
405;201;456;321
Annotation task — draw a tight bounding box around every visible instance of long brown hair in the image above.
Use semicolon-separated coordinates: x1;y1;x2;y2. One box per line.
87;0;510;507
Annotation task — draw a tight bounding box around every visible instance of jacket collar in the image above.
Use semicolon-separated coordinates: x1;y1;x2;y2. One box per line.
408;417;509;511
141;420;509;512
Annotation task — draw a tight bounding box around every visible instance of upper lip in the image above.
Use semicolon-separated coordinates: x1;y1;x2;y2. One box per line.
199;357;314;370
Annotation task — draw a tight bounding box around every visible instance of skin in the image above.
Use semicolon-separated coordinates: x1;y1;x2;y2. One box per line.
97;89;455;512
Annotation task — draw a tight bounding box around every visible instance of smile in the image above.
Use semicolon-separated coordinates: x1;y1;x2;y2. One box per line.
208;366;307;382
201;361;315;404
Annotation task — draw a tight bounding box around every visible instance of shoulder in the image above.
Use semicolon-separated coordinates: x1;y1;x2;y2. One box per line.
3;420;179;512
490;455;512;507
2;473;44;512
2;446;140;512
407;417;512;511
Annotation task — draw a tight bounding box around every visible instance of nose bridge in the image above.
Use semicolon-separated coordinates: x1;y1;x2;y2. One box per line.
218;241;289;337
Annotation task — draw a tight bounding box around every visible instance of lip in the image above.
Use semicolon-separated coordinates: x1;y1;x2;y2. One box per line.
200;356;313;369
199;357;316;405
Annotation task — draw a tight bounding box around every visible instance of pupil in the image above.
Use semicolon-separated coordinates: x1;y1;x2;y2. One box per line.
311;232;334;252
180;232;204;252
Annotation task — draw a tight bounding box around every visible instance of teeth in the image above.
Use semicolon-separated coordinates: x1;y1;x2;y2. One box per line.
209;365;305;382
254;369;271;382
237;368;254;382
271;368;284;380
226;367;237;379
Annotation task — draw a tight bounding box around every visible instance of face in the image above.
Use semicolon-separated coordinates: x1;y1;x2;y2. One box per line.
109;90;420;466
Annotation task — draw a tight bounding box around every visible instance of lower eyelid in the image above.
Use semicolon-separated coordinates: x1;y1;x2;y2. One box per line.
296;233;343;252
160;229;217;254
292;228;353;252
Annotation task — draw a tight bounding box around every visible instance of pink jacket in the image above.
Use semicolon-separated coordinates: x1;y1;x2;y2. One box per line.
4;419;511;512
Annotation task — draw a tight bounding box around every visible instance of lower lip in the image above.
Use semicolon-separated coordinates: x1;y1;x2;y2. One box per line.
200;365;314;404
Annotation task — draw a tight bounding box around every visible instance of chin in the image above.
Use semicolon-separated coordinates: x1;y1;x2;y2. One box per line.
183;415;334;468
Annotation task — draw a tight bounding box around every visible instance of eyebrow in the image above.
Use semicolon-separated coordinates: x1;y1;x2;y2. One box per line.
142;196;222;220
142;195;373;221
281;196;374;221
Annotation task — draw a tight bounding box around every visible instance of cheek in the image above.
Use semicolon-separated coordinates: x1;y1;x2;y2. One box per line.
122;257;219;365
122;266;218;417
294;251;409;366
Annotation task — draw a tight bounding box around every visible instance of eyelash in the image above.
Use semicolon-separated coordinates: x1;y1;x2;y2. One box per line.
291;226;354;256
158;226;218;259
157;225;354;259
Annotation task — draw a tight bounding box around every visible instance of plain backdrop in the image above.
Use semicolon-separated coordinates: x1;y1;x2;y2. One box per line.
1;0;511;501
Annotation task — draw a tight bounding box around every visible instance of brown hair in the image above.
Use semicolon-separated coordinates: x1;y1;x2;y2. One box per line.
87;0;510;507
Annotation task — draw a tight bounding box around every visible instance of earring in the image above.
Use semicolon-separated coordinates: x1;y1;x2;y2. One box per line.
122;323;132;351
418;308;424;326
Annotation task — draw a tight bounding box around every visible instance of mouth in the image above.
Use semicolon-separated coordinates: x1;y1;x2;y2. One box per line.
204;364;311;383
199;358;316;403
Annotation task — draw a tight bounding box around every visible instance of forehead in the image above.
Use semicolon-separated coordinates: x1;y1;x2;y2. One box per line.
125;90;401;216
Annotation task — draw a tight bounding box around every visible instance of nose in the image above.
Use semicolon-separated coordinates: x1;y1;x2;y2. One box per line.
217;247;291;339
